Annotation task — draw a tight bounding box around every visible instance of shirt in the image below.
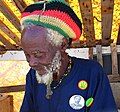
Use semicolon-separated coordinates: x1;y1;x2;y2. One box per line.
20;57;118;112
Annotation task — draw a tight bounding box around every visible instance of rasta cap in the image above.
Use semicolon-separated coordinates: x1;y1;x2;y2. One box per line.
20;0;82;41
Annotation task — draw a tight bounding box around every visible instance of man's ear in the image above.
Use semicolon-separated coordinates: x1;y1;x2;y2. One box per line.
60;38;69;52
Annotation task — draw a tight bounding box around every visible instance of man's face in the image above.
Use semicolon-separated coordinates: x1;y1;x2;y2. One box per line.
21;26;58;76
74;96;81;104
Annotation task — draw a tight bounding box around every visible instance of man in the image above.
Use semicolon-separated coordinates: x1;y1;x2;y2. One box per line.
20;0;118;112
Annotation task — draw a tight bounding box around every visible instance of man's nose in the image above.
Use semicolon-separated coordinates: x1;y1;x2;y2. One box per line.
29;57;38;67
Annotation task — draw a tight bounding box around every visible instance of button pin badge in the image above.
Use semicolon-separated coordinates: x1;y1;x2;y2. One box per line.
86;97;94;107
78;80;88;90
69;95;85;110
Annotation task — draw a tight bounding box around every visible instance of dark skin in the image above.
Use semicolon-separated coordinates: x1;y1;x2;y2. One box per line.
21;26;70;81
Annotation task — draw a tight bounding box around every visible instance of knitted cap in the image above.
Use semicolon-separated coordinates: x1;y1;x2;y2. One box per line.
20;0;82;41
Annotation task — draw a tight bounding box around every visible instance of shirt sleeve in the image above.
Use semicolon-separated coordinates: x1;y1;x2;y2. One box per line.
88;62;118;112
20;69;35;112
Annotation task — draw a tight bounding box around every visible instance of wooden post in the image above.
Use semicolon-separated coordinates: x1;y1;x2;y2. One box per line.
96;45;103;66
101;0;114;44
89;47;93;59
0;95;13;112
117;25;120;45
110;43;118;75
78;0;95;46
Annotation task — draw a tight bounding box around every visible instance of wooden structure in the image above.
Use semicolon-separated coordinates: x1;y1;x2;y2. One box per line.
0;0;120;110
0;94;13;112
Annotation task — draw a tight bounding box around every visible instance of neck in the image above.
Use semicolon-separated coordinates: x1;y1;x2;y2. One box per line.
53;55;70;81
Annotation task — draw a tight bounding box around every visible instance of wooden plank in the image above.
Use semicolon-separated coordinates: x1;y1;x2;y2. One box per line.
0;85;25;93
96;45;103;66
13;0;27;12
0;20;21;46
0;1;20;32
0;34;16;49
117;25;120;45
110;83;120;108
78;0;95;46
101;0;114;43
0;45;6;55
108;75;120;83
89;47;93;59
0;45;6;51
110;43;119;75
0;95;13;112
65;0;69;3
34;0;39;2
72;39;113;48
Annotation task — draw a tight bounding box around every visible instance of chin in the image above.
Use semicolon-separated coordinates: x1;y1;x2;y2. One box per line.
36;70;46;76
36;71;53;85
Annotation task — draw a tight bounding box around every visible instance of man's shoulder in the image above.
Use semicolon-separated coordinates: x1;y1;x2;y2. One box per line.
73;57;102;70
72;57;104;79
26;68;36;80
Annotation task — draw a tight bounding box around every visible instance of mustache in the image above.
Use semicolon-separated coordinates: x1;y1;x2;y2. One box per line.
30;63;51;69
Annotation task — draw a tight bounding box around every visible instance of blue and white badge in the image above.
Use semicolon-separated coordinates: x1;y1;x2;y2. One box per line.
69;95;85;110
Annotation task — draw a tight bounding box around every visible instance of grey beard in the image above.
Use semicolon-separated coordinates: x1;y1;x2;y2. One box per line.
36;70;53;85
36;50;61;86
36;50;61;99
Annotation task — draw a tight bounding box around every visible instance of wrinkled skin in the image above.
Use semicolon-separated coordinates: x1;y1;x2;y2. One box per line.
21;26;69;80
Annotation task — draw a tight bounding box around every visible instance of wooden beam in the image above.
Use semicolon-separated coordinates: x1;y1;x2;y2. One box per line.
108;75;120;83
0;45;5;50
89;47;93;59
13;0;27;12
0;34;17;49
72;39;114;48
101;0;114;43
96;45;103;66
78;0;95;46
65;0;69;3
0;20;21;46
34;0;41;2
117;25;120;45
0;1;20;32
0;85;25;93
34;0;46;2
110;43;119;75
0;95;13;112
0;45;6;54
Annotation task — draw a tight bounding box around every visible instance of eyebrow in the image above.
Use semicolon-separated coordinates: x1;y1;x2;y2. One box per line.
24;50;47;55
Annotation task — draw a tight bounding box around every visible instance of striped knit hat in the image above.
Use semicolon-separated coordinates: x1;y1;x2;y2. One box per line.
20;0;82;41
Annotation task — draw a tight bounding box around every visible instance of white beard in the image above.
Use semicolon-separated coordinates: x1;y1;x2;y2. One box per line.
36;69;53;85
36;51;61;85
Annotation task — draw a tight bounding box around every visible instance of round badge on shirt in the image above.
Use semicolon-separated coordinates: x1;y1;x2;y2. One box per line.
69;95;85;110
78;80;88;90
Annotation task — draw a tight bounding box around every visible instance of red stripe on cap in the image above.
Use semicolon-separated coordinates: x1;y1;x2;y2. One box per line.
22;10;81;40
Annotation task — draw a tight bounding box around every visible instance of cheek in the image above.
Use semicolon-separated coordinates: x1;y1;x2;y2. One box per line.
37;55;53;66
39;53;54;65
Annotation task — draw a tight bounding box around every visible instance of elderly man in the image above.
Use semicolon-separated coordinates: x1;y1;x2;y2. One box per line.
20;0;117;112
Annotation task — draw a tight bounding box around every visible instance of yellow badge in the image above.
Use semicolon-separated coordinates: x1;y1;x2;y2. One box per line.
78;80;88;90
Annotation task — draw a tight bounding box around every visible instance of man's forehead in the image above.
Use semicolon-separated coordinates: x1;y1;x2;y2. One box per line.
22;26;47;35
21;26;48;43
